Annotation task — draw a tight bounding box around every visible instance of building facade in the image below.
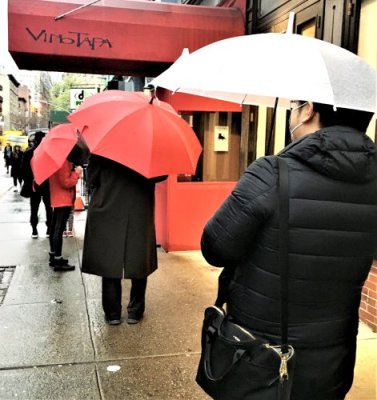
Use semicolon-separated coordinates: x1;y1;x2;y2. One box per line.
0;74;20;133
17;85;31;134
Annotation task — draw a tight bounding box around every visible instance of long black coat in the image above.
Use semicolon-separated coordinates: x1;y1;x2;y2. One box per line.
20;146;50;198
10;149;23;179
201;126;377;400
82;155;166;279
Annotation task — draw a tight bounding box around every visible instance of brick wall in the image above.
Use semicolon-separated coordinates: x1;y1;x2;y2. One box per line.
360;261;377;332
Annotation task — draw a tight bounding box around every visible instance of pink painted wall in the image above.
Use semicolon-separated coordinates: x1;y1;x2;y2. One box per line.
156;175;235;251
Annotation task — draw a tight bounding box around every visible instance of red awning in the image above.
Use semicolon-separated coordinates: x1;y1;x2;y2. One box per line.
157;89;242;112
8;0;245;76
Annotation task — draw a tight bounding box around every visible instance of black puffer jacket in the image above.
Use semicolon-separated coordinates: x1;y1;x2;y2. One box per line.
201;126;377;399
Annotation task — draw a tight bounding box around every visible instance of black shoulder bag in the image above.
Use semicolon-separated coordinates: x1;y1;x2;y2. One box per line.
196;157;296;400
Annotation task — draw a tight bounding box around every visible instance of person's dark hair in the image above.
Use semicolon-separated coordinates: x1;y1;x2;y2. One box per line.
296;101;373;132
34;131;46;146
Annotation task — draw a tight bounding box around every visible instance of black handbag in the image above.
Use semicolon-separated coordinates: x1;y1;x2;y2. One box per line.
196;157;295;400
20;181;32;198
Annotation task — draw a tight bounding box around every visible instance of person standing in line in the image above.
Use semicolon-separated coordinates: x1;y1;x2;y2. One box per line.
3;143;12;174
48;156;82;271
20;131;52;239
81;155;167;325
10;145;24;192
200;101;377;400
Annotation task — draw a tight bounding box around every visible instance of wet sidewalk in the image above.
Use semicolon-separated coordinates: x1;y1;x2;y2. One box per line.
0;166;376;399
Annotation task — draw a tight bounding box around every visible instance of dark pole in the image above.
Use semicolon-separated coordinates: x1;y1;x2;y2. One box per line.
267;97;279;154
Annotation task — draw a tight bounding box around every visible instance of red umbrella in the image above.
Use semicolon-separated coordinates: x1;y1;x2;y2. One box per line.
68;90;202;178
31;123;80;185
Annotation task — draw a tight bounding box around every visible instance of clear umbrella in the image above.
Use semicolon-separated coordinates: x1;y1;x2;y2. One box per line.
151;33;377;112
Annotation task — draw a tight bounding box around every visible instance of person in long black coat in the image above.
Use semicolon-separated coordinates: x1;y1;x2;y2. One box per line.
82;155;166;325
200;102;377;400
3;143;12;174
20;131;52;239
10;145;23;192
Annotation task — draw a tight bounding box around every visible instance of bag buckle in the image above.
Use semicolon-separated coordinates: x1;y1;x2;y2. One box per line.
279;346;294;381
265;344;295;381
279;352;289;381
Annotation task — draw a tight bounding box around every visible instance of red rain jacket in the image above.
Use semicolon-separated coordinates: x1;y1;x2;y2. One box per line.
49;160;79;208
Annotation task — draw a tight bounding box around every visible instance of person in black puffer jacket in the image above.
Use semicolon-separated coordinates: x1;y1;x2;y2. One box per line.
201;101;377;400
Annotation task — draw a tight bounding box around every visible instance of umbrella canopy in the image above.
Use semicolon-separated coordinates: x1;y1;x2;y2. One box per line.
151;33;377;112
68;90;202;178
31;123;80;185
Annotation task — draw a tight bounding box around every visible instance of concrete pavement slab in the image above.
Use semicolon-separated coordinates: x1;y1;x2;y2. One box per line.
0;197;30;224
0;298;94;368
3;263;85;305
96;354;208;400
0;175;13;199
0;363;101;400
0;238;52;267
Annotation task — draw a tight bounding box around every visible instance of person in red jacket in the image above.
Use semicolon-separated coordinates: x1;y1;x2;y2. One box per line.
49;158;82;271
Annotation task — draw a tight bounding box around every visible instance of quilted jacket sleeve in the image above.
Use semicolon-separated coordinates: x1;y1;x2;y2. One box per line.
201;156;278;267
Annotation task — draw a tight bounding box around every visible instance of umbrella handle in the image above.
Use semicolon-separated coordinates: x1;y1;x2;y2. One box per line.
149;95;155;104
267;97;279;154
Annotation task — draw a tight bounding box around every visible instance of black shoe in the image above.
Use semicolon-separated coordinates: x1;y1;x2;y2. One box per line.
49;254;68;266
31;228;38;239
105;315;121;325
52;258;75;271
127;313;143;325
49;255;69;267
53;263;75;272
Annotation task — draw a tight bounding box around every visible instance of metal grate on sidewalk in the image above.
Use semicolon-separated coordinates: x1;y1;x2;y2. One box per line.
0;266;16;305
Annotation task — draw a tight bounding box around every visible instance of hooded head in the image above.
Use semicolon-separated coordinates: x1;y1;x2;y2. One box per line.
33;131;46;147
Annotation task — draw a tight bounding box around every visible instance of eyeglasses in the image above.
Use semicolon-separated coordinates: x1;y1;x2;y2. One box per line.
290;101;308;112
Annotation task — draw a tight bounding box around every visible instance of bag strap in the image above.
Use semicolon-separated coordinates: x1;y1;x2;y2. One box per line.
278;157;289;354
213;157;290;352
204;339;247;382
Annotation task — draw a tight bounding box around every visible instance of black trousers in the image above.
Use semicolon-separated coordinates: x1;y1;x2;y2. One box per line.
30;191;52;230
13;175;22;187
102;277;147;318
49;206;71;257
